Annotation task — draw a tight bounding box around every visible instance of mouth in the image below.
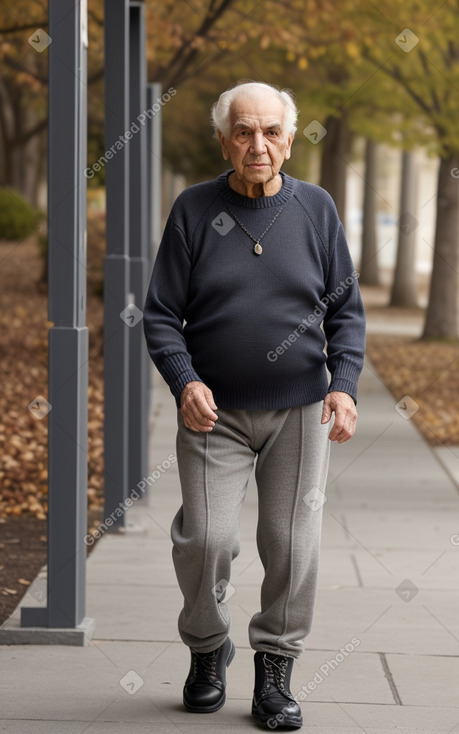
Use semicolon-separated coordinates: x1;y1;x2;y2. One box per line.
247;163;270;168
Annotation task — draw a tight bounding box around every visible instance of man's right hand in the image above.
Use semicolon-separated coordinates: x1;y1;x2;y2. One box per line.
180;381;218;432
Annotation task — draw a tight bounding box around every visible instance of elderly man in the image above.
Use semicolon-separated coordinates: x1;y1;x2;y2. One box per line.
143;81;365;729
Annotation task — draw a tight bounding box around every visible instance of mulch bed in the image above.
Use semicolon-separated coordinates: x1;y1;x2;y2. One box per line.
0;236;105;624
365;332;459;446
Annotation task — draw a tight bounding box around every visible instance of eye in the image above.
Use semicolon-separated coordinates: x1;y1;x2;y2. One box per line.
267;130;278;136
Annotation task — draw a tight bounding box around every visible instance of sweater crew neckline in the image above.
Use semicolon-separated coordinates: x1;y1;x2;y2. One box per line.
215;169;294;209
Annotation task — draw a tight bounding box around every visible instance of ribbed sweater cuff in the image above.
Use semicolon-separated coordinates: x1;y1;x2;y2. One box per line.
328;378;357;404
328;359;363;404
159;353;202;401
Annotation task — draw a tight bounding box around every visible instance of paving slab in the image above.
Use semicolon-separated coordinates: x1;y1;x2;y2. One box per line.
339;702;459;732
307;587;459;656
86;583;182;641
344;547;459;590
386;653;459;708
330;508;458;550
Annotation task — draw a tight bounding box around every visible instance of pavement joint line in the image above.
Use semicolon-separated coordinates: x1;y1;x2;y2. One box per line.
378;651;403;706
340;511;351;541
350;553;364;587
328;513;393;575
87;636;119;668
80;697;119;733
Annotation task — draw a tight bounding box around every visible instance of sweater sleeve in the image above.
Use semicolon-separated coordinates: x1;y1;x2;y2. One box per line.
143;210;203;404
322;219;366;403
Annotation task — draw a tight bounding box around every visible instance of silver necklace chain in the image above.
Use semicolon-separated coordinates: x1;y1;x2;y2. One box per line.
225;204;284;255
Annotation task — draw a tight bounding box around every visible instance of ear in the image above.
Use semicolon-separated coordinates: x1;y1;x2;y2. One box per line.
284;134;294;161
218;130;230;161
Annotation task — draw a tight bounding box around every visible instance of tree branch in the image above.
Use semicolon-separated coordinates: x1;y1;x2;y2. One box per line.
179;47;227;85
363;50;434;118
383;62;434;116
155;0;236;88
418;48;441;114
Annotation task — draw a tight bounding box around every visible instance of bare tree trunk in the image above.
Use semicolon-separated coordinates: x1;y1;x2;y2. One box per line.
390;150;419;307
359;139;380;286
422;154;459;340
319;114;352;229
0;78;15;188
17;107;43;206
0;78;43;205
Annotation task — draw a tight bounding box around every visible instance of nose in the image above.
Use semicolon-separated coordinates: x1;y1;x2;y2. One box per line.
250;131;267;156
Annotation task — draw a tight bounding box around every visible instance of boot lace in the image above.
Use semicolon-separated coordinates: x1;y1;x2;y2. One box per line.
192;649;218;683
262;654;289;694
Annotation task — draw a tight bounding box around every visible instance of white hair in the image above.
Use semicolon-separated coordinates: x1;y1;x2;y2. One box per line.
210;81;298;139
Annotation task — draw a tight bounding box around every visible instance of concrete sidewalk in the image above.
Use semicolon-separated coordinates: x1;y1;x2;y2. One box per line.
2;359;459;733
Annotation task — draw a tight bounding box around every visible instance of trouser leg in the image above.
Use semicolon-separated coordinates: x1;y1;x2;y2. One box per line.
172;409;255;653
249;402;330;659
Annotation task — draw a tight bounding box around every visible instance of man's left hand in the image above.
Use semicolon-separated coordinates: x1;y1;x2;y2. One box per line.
321;391;357;443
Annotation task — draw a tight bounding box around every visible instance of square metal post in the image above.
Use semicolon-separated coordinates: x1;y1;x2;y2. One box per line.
147;83;163;264
144;83;163;468
104;0;131;529
18;0;94;641
128;2;150;499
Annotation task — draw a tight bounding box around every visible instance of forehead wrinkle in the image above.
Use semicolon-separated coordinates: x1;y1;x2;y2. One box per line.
232;118;283;131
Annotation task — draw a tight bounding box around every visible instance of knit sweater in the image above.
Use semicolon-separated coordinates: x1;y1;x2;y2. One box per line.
143;170;366;410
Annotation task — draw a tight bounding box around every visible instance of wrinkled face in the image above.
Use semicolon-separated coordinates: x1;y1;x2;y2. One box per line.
218;91;293;190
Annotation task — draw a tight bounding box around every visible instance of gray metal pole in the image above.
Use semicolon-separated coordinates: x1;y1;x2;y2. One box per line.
128;2;149;498
104;0;130;528
144;82;163;487
147;83;163;263
21;0;92;635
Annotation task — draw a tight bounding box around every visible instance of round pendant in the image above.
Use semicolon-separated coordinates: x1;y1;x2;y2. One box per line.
254;243;263;255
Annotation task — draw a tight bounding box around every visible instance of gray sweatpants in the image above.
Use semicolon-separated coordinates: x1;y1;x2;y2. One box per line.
171;402;330;659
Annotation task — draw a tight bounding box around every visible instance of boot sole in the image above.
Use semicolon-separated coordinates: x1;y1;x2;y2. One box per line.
251;704;303;729
183;640;236;714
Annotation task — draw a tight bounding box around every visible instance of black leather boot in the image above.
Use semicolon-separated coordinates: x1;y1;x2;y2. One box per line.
183;637;235;713
252;651;303;729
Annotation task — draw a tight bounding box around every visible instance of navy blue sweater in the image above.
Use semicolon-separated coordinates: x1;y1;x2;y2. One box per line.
143;170;366;409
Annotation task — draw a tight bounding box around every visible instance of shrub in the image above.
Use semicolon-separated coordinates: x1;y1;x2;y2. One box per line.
0;188;41;241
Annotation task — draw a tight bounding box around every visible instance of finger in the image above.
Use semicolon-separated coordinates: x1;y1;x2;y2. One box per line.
184;390;218;422
184;401;217;427
181;391;218;430
329;412;356;443
182;407;215;429
201;391;218;420
321;401;332;424
181;409;215;432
